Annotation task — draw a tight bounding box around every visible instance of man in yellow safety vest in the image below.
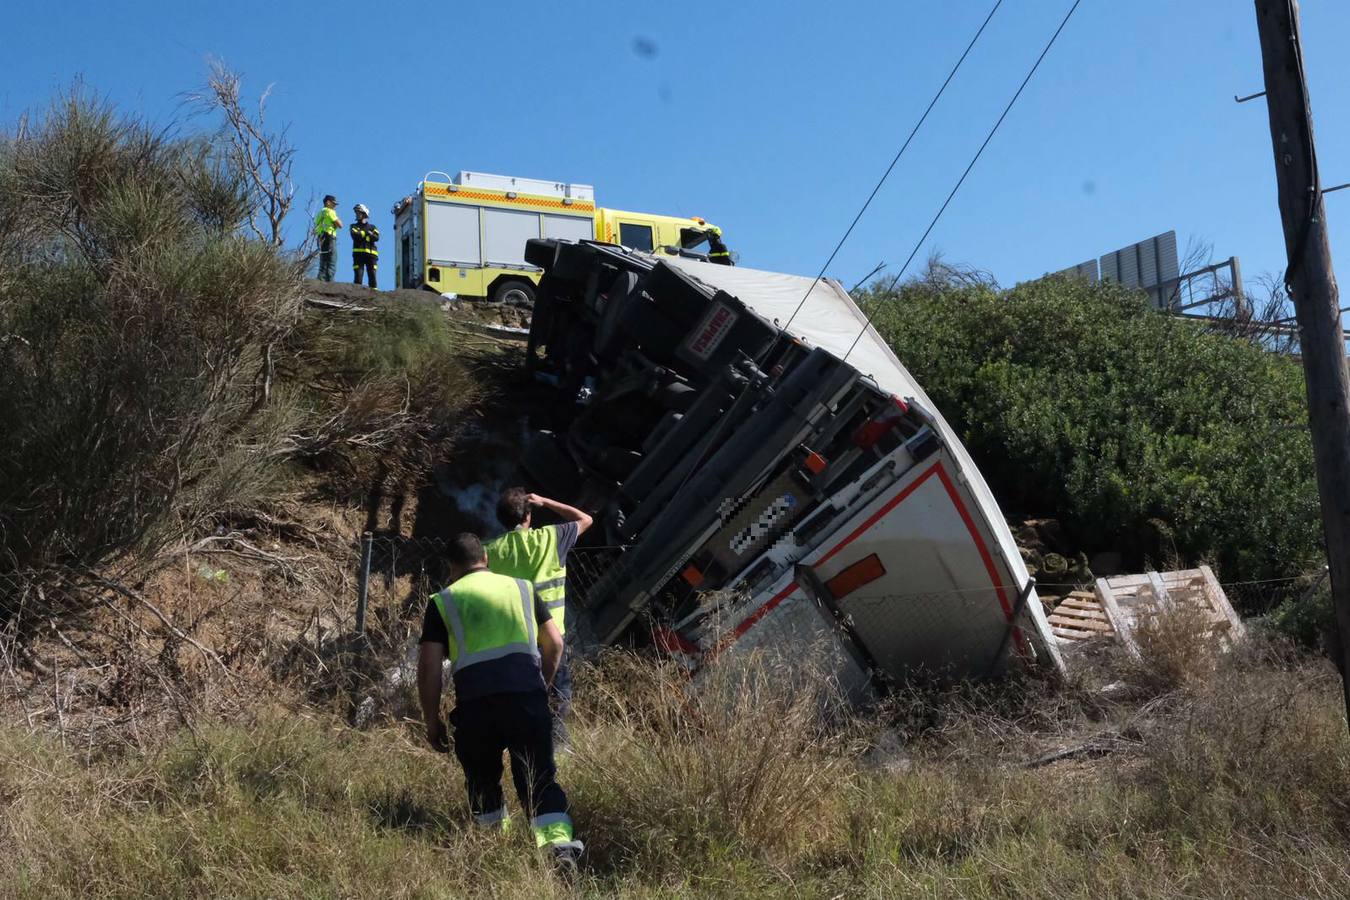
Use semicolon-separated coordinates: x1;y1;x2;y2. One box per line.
484;488;592;743
418;532;583;866
313;194;342;282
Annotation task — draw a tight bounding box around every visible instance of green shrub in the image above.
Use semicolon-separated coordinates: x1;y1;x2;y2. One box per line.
859;272;1319;598
1267;573;1335;649
0;90;302;592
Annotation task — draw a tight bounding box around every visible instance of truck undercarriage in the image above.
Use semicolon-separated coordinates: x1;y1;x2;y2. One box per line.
522;238;1063;696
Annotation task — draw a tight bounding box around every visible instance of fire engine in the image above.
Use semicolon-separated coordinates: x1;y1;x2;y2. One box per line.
391;171;730;303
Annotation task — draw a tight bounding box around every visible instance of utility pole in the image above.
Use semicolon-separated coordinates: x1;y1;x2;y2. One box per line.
1253;0;1350;725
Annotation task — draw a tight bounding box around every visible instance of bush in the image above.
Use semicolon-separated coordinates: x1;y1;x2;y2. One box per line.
276;297;483;498
859;271;1319;598
0;90;303;588
1267;572;1335;649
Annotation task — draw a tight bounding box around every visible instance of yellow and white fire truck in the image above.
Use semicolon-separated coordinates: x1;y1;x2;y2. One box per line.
391;171;731;302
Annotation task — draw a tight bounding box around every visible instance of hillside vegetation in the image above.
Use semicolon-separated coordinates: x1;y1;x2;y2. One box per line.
860;269;1319;597
0;91;482;644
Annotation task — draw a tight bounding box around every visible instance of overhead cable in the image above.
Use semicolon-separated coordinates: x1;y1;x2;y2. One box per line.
779;0;1005;334
843;0;1085;364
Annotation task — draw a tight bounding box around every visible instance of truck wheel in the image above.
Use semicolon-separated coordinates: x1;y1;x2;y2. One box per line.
492;279;536;306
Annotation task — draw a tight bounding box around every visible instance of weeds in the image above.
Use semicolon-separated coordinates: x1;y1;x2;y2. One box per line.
1127;597;1225;694
276;298;484;499
3;641;1350;898
567;651;859;876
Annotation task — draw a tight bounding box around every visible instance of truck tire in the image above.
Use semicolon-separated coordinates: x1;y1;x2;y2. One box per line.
492;279;536;306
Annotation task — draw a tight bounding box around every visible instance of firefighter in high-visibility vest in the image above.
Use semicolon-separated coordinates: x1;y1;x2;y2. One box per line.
484;488;592;744
418;532;583;866
350;203;379;288
313;194;342;282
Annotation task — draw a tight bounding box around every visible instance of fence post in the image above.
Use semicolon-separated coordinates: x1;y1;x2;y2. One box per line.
356;531;374;637
984;578;1037;678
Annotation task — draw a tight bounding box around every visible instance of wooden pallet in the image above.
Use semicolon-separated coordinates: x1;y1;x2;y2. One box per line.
1099;565;1245;657
1046;590;1115;642
1048;565;1245;656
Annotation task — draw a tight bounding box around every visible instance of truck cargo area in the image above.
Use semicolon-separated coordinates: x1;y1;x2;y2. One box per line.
520;238;1064;697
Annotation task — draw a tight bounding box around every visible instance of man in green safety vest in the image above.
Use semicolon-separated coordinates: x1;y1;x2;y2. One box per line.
313;194;342;282
417;532;583;866
484;488;592;743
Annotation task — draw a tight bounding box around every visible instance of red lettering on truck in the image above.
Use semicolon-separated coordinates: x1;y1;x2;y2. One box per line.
686;303;737;360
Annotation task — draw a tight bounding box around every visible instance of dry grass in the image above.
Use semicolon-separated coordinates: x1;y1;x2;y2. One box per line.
566;650;861;876
3;628;1350;898
1128;597;1226;693
2;506;1348;898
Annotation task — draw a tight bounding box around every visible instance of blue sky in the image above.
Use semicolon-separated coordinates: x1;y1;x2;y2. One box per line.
6;1;1348;294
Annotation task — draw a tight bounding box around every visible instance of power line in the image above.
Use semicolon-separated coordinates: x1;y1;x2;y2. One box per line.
843;0;1085;363
779;0;1005;334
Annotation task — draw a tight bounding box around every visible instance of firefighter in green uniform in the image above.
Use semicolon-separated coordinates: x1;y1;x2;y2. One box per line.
313;194;342;282
418;533;583;867
484;488;592;744
350;203;379;288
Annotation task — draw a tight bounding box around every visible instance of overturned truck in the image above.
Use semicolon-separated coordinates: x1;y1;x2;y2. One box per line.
522;238;1063;697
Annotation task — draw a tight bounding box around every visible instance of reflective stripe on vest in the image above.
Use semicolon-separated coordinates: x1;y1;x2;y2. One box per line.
432;573;537;673
484;527;568;635
314;208;339;237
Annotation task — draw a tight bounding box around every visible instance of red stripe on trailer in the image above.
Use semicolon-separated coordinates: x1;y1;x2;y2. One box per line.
652;624;699;656
813;462;943;569
731;580;799;641
933;464;1013;621
724;459;1026;656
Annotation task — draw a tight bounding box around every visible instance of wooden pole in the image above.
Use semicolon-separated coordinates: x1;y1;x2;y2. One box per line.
1253;0;1350;725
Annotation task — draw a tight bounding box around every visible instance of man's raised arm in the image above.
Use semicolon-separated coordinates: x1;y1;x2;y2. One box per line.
526;493;593;536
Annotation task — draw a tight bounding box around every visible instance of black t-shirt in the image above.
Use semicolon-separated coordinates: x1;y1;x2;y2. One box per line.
419;573;553;702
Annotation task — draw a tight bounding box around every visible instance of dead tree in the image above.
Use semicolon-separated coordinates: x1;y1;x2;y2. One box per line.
190;59;297;247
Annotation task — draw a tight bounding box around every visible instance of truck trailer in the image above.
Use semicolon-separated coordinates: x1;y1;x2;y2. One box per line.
391;171;730;303
522;238;1064;699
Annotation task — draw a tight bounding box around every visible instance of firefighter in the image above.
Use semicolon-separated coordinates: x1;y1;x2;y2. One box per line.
418;533;583;865
313;195;343;282
484;488;592;744
707;225;733;266
350;203;380;288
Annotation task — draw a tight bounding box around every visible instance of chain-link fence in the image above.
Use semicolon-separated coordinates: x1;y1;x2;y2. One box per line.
359;530;1329;684
351;534;626;647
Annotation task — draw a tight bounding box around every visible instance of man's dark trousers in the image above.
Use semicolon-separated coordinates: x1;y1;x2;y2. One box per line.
451;689;568;823
318;234;336;282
